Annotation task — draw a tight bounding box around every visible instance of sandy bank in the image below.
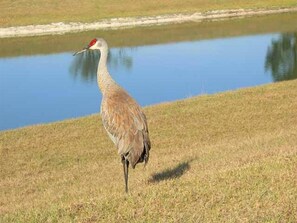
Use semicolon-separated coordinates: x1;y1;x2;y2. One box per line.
1;7;297;38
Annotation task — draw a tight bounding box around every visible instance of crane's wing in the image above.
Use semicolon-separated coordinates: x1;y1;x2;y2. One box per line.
101;90;151;168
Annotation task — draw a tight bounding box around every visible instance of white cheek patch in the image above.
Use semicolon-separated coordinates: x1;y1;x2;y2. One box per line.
89;44;96;50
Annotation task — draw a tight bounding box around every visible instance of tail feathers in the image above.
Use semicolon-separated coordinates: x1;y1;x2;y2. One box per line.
129;141;150;169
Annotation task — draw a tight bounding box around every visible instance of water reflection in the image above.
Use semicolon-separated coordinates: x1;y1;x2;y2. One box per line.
2;32;297;131
265;33;297;81
69;48;134;82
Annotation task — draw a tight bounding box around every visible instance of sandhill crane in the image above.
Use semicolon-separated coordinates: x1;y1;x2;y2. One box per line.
74;38;151;193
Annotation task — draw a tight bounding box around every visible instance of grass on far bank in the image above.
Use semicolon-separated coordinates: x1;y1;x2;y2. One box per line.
1;80;297;222
0;0;297;27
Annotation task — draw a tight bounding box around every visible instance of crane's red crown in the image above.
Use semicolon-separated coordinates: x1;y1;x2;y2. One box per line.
88;39;97;47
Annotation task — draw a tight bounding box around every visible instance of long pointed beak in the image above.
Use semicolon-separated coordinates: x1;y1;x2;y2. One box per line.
73;47;89;56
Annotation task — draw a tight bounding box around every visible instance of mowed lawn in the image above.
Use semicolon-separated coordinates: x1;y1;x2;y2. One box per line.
0;80;297;222
1;0;297;27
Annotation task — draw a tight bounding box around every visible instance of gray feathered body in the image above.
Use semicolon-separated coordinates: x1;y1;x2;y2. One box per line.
97;40;150;168
101;86;150;168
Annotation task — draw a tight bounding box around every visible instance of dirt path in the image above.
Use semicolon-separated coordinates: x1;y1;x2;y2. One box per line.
1;7;297;38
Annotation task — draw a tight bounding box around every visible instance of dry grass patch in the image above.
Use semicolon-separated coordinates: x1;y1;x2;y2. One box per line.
1;80;297;222
0;0;297;27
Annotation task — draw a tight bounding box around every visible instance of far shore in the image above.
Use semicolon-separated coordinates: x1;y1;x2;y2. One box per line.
1;7;297;38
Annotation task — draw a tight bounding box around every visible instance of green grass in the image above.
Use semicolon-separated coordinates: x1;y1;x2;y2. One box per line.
0;0;297;27
1;80;297;222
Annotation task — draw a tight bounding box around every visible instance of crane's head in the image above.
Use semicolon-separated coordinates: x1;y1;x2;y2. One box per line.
73;38;108;56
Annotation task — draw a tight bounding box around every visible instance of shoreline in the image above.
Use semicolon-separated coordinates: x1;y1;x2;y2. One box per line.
0;80;295;132
1;7;297;38
1;77;296;222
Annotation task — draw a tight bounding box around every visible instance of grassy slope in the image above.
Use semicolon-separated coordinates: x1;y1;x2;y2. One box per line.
1;80;297;222
0;0;297;27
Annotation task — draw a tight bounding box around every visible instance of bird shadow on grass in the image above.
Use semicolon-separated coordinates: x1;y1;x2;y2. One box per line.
149;159;194;183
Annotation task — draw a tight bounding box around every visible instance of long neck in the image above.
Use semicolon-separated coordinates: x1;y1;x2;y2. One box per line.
97;47;115;94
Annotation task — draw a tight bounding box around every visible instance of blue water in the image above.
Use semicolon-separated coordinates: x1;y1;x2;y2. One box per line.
0;32;296;130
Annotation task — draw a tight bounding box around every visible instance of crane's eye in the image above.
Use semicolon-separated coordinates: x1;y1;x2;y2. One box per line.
88;39;97;47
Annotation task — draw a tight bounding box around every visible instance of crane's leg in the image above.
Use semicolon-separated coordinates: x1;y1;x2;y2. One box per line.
122;158;129;193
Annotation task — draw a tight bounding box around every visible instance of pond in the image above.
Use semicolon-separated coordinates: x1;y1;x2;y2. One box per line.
0;13;297;131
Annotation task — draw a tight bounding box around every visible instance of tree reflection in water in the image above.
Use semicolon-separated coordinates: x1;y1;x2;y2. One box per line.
265;33;297;82
70;48;134;82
